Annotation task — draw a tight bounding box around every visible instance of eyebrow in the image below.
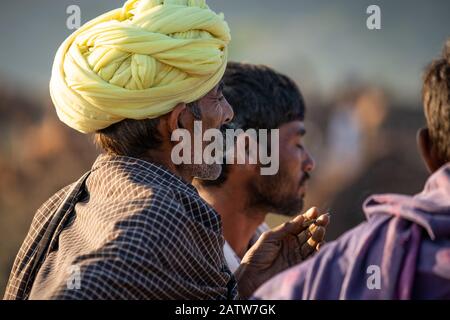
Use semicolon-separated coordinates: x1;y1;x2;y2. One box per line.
217;81;225;93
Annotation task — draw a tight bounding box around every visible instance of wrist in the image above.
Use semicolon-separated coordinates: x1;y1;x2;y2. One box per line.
234;263;256;299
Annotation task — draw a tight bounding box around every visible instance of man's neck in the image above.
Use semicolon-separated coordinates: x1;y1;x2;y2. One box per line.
197;182;266;259
143;149;193;184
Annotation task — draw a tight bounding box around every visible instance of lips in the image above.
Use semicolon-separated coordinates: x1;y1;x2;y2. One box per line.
299;172;310;187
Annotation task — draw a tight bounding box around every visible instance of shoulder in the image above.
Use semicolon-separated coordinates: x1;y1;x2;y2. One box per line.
25;183;75;246
4;182;78;299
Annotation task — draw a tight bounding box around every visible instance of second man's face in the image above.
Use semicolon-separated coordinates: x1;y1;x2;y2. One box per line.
249;120;315;216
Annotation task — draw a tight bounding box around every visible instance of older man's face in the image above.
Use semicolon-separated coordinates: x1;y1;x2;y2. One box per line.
197;81;234;129
189;82;234;180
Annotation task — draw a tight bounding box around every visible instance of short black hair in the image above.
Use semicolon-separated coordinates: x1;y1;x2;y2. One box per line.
201;62;306;186
423;40;450;163
223;62;305;131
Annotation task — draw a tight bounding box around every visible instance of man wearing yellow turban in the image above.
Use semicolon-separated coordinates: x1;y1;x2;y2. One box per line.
5;0;317;300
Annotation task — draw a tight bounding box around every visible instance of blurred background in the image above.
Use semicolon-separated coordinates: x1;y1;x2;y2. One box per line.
0;0;449;294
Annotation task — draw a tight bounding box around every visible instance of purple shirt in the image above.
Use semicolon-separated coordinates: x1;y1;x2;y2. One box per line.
254;163;450;300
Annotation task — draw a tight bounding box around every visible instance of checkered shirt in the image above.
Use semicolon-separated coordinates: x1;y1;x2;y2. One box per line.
4;154;238;300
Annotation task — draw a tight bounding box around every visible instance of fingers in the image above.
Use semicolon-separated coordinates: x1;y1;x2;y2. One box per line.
303;207;319;220
299;226;326;259
262;209;330;253
286;234;304;266
297;214;326;244
315;213;330;227
316;241;326;251
301;219;316;228
310;226;326;245
266;214;305;241
298;212;329;259
297;227;311;245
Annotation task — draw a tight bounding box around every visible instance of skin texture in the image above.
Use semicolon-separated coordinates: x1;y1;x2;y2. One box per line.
195;120;330;298
247;121;315;217
236;208;329;299
143;82;234;183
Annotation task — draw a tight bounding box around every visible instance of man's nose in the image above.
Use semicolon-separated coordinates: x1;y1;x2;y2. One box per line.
303;149;315;172
222;98;234;124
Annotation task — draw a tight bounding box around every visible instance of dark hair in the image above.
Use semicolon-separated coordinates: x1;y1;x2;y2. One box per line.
223;62;305;131
94;101;200;157
94;118;162;158
423;40;450;163
201;62;306;186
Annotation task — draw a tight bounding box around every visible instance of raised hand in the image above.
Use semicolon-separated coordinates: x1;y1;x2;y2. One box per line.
235;207;330;299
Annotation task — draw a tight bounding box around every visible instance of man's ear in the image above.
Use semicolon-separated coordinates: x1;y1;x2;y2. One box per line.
167;103;189;133
417;127;442;173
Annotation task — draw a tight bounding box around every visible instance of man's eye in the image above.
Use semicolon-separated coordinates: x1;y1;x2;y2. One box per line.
297;144;304;150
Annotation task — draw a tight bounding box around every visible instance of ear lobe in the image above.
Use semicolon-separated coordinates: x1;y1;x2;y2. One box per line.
417;127;440;173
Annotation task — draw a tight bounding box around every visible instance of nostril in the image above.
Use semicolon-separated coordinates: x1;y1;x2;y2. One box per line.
224;105;234;124
224;115;232;124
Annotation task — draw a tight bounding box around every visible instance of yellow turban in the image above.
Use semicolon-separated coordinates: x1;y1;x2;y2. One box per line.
50;0;231;133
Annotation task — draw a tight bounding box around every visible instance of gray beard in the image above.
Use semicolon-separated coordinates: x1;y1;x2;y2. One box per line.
191;163;222;181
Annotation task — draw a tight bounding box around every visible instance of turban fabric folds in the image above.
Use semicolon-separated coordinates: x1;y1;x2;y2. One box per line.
50;0;231;133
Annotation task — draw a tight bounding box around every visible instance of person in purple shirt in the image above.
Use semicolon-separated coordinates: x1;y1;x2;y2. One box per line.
254;40;450;300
